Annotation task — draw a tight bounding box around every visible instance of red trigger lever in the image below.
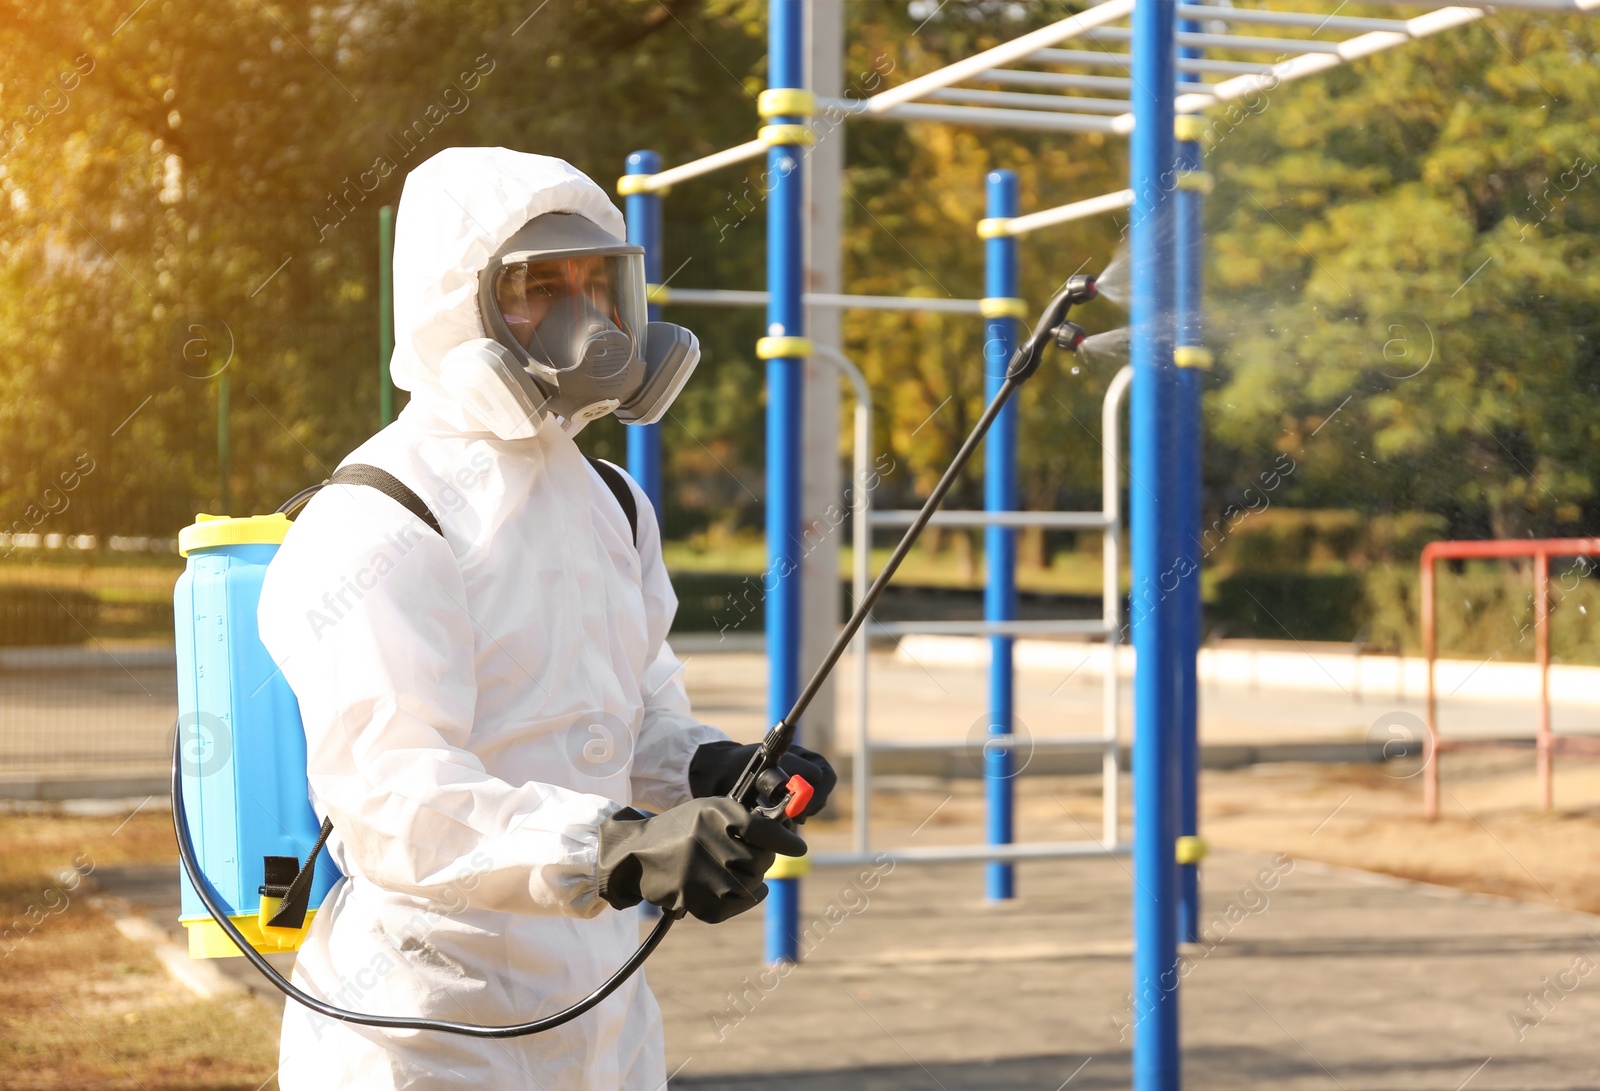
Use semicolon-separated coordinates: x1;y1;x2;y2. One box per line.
783;774;814;820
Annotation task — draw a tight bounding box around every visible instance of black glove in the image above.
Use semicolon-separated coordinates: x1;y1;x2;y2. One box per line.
596;798;807;924
688;740;838;821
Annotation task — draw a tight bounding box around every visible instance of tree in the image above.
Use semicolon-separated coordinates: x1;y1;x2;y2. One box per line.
1203;9;1600;542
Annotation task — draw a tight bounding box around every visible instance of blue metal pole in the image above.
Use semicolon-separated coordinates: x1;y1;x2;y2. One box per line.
983;170;1019;902
763;0;806;967
1130;0;1182;1087
1175;25;1205;950
624;150;664;525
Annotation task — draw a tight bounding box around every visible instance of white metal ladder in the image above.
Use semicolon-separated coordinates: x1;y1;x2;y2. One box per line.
812;347;1133;867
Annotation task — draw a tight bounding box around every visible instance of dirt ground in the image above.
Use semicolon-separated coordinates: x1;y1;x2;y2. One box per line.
2;751;1596;1090
828;749;1600;915
0;811;278;1091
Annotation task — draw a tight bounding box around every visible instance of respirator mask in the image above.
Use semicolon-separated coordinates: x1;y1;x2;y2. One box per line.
468;212;700;436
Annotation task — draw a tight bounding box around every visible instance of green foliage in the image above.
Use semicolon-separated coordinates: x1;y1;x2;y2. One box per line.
2;0;1598;606
0;586;96;645
1203;9;1600;540
1212;571;1366;642
1363;560;1600;663
842;3;1128;517
1206;508;1448;576
0;0;768;534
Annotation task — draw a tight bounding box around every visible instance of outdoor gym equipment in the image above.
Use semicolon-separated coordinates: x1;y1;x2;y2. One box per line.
1420;537;1600;818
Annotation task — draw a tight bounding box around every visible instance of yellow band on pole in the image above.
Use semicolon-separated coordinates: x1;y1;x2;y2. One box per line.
646;284;671;305
1174;114;1208;143
767;852;811;880
758;88;817;118
1175;836;1209;864
1174;345;1213;370
757;336;813;359
759;124;816;148
979;297;1029;319
977;217;1014;239
1176;170;1214;195
616;174;657;197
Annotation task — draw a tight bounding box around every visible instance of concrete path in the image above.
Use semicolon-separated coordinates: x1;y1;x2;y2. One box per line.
652;847;1600;1090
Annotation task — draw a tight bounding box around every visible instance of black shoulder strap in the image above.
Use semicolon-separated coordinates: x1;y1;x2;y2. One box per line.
586;456;639;546
327;464;443;537
267;463;440;929
279;463;443;538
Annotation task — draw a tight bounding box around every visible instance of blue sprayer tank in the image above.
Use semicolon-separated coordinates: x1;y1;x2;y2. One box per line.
175;512;340;958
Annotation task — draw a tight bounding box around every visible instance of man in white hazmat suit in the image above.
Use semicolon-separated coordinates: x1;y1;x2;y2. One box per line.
257;146;835;1089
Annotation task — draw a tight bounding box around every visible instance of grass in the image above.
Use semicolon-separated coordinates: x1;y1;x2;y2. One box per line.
0;811;280;1091
0;558;181;605
663;535;1137;598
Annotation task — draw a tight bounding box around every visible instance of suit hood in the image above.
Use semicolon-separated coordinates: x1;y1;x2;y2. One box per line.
388;147;626;427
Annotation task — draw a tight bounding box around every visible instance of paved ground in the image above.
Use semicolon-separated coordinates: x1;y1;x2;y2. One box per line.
652;848;1600;1090
0;661;175;777
93;843;1600;1090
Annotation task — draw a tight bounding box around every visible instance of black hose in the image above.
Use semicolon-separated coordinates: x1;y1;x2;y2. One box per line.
170;733;674;1038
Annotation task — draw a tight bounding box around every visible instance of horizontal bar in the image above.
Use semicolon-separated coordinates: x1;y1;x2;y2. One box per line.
812;841;1131;866
655;287;986;315
1176;56;1288;75
1178;4;1412;32
1344;0;1596;10
864;0;1136;112
979;68;1220;95
633;139;764;194
867;619;1116;637
869;735;1112;752
811;292;983;314
820;97;1123;135
1422;537;1600;562
1001;188;1135;237
1167;7;1486;117
928;87;1133;115
980;67;1138;93
1086;25;1349;53
1027;48;1277;75
618;0;1129;198
659;287;766;307
870;509;1112;529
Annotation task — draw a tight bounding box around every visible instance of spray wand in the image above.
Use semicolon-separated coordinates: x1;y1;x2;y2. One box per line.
731;274;1098;822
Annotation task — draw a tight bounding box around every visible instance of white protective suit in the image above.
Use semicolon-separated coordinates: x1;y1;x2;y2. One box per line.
258;147;728;1090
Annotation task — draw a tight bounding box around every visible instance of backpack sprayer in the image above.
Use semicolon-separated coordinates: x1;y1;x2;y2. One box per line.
170;275;1098;1037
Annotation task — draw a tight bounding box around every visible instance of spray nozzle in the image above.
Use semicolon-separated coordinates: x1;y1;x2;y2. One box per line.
1053;320;1087;352
1005;276;1101;382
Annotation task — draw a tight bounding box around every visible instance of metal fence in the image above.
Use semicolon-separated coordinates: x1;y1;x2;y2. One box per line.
0;549;180;791
0;646;177;788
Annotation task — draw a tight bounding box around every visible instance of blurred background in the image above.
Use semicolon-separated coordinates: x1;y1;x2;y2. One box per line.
3;0;1595;660
3;0;1600;1088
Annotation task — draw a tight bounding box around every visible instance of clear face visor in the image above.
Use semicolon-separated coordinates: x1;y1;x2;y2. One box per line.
492;254;647;376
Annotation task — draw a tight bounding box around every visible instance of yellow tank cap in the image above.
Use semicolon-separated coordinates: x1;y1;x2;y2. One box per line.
179;512;292;557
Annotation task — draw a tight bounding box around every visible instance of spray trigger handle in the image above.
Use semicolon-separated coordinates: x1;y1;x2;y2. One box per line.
751;769;814;821
782;775;814;819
